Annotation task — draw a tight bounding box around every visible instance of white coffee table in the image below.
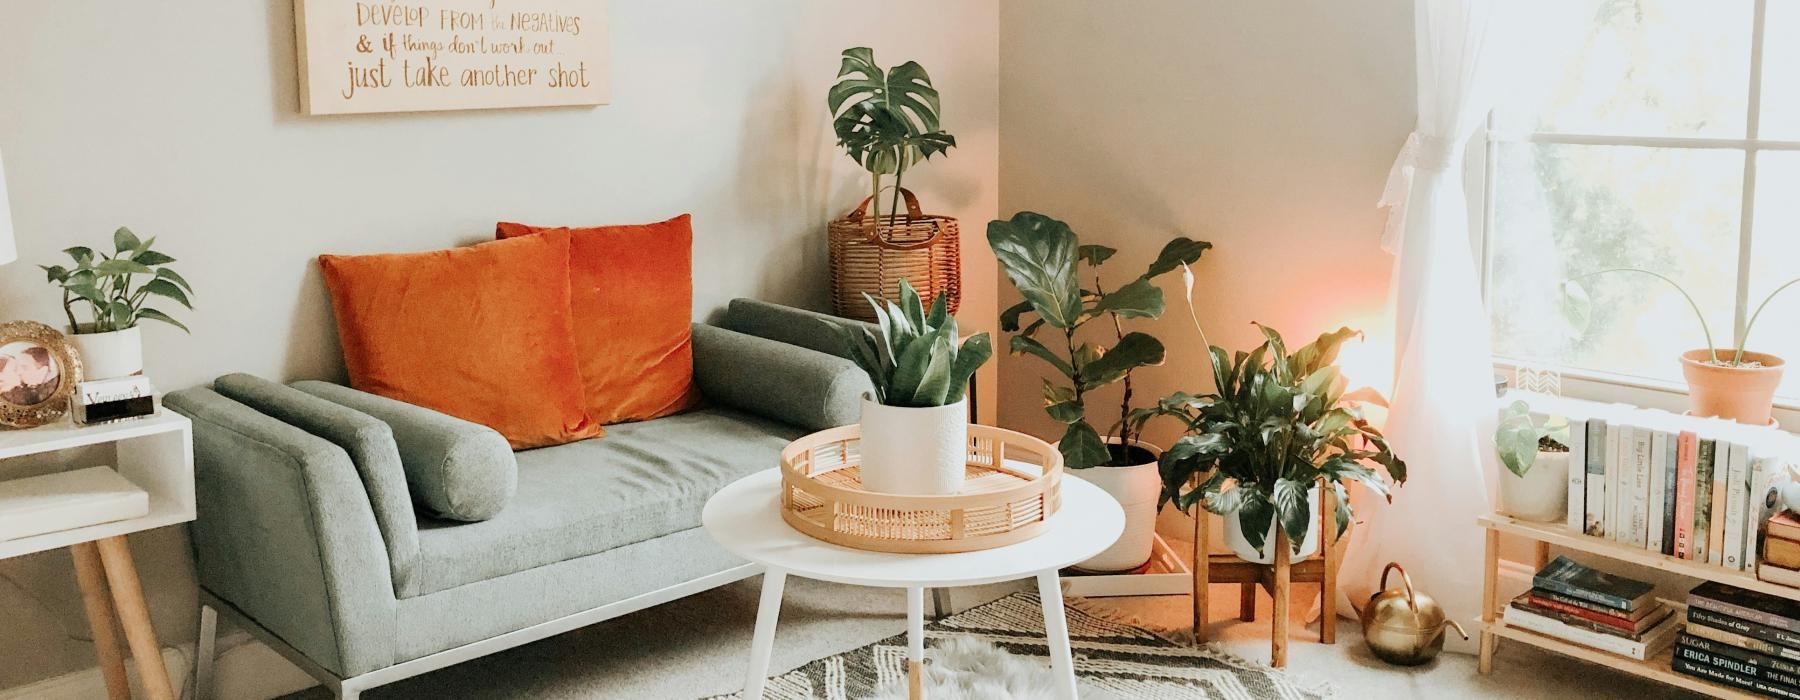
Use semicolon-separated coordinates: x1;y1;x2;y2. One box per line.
702;469;1124;700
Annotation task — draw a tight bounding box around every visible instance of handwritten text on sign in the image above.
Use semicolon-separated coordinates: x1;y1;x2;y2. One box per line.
295;0;610;115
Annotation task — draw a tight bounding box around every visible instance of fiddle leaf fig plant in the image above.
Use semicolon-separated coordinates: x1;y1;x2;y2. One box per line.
1154;266;1406;556
827;47;956;224
1495;400;1570;478
830;279;992;407
41;227;193;334
987;211;1211;469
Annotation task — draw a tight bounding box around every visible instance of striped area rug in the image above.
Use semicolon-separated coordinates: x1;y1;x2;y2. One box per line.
708;591;1335;699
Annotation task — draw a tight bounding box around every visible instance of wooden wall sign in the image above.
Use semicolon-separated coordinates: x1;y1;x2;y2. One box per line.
294;0;610;115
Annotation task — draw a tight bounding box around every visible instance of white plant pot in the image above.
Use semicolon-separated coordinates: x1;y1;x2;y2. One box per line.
859;398;967;495
1223;485;1322;564
1499;450;1570;523
68;326;142;381
1070;439;1162;573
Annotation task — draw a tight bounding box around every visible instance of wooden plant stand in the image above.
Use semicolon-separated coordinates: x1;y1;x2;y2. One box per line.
1191;478;1342;667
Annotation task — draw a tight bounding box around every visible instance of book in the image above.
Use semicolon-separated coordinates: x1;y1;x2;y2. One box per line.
1663;427;1680;556
1690;607;1800;650
1629;425;1653;548
1519;594;1671;637
1648;428;1669;554
1586;418;1609;538
1673;652;1800;700
1533;555;1655;612
1533;588;1663;621
1681;632;1800;687
1676;431;1699;559
1689;619;1800;663
1567;415;1589;535
1502;597;1678;660
1773;512;1800;544
1726;439;1752;570
1607;421;1624;543
1690;580;1800;636
1696;438;1718;564
1769;537;1800;570
1762;562;1800;589
0;467;150;541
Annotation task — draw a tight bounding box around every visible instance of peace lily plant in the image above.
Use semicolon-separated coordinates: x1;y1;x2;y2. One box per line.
41;227;194;380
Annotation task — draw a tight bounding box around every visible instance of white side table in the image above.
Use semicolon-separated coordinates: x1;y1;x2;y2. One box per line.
0;412;194;700
703;469;1125;700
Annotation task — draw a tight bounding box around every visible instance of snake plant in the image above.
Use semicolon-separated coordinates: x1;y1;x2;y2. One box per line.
830;279;992;408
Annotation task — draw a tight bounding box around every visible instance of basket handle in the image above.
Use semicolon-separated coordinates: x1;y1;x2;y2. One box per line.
844;187;942;251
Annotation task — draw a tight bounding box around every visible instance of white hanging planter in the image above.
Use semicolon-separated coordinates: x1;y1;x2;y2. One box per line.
68;325;142;381
858;397;967;495
1070;439;1162;573
1223;484;1322;564
1498;450;1570;523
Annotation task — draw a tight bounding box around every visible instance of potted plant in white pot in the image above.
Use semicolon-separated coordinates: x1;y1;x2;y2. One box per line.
1565;269;1799;426
1494;400;1570;523
41;227;192;379
987;211;1210;572
830;279;991;495
1154;267;1407;563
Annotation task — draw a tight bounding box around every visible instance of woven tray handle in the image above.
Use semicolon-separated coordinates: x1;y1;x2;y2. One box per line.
843;187;943;251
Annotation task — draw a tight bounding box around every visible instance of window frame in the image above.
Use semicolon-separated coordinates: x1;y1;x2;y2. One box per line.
1473;0;1800;421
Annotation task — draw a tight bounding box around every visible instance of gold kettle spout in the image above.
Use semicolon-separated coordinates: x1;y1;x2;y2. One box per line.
1445;619;1469;641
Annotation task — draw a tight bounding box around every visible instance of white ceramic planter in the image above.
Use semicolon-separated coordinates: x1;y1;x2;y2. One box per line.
1070;439;1162;573
859;398;967;495
1498;450;1570;523
68;326;142;381
1223;485;1322;564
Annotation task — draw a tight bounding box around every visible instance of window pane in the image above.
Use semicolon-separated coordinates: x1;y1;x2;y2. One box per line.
1495;0;1753;138
1488;143;1743;385
1761;0;1800;139
1748;152;1800;400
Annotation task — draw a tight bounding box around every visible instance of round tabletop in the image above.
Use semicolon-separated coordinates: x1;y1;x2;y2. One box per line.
702;469;1126;588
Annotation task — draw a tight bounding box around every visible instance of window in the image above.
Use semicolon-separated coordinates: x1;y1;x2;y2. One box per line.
1481;0;1800;402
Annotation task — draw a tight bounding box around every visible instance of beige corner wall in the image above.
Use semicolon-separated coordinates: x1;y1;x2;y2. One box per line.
0;0;998;690
995;0;1415;452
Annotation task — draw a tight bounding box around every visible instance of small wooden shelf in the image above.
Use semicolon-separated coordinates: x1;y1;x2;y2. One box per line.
1477;513;1800;699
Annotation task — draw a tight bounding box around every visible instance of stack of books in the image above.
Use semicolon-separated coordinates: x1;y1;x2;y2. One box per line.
1762;513;1800;587
1678;581;1800;698
1508;392;1796;572
1503;556;1678;660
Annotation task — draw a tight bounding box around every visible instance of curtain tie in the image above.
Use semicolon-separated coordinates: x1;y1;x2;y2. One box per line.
1378;131;1458;253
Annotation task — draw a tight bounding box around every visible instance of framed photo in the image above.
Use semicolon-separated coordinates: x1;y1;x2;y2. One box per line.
0;321;82;428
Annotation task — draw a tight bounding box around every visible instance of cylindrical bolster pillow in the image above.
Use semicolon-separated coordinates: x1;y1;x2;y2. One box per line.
293;380;516;522
691;324;872;431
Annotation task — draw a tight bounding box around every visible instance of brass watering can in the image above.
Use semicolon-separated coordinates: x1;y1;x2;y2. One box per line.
1354;562;1469;666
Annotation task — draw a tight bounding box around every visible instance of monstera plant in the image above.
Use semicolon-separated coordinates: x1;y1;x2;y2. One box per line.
827;47;955;223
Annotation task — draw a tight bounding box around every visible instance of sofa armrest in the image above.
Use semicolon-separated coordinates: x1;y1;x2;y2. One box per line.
692;323;871;431
164;387;397;677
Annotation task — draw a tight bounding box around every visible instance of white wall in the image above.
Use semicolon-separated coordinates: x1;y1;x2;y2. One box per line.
0;0;998;689
996;0;1415;453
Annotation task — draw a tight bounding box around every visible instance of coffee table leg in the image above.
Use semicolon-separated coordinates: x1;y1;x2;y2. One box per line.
1036;570;1078;700
744;568;787;699
907;586;925;700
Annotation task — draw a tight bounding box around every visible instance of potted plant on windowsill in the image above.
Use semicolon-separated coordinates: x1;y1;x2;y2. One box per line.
1494;400;1570;523
987;211;1209;572
40;227;193;380
829;279;991;495
1565;269;1799;426
1154;265;1407;563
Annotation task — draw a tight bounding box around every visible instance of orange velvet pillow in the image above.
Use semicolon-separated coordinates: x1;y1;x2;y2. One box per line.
318;230;602;449
496;214;697;424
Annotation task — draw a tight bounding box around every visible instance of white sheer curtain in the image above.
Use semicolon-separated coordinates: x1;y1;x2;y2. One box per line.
1337;0;1501;654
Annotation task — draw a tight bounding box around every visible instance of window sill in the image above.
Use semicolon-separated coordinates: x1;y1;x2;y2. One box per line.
1492;358;1800;428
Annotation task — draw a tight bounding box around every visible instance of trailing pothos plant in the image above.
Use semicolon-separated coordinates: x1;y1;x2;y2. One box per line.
830;278;992;407
1153;265;1406;556
1495;400;1569;478
827;47;955;224
41;227;194;333
987;211;1210;469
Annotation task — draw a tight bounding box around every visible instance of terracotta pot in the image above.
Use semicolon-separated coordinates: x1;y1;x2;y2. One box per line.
1680;348;1784;426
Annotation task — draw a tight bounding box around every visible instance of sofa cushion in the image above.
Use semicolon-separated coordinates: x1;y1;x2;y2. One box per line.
409;407;803;596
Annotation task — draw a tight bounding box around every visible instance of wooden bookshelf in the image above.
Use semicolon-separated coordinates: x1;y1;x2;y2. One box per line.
1477;513;1799;699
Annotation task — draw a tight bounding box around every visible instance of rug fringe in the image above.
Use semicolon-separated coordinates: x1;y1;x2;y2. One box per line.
1064;595;1342;699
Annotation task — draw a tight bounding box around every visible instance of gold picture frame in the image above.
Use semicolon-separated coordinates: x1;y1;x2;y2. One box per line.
0;321;83;428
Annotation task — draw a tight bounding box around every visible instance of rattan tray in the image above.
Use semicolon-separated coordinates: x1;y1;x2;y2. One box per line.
778;424;1063;554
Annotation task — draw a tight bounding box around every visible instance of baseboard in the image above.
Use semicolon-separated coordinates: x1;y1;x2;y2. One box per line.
0;632;317;700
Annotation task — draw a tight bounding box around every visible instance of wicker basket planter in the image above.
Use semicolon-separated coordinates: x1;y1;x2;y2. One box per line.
828;188;960;321
778;424;1061;554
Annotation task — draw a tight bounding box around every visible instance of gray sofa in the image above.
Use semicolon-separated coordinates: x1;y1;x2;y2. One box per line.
166;300;873;699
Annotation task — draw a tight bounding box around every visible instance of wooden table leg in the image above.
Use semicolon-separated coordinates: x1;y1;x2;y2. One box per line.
743;569;787;699
1478;528;1500;674
70;542;130;700
1036;571;1079;700
95;535;176;700
1271;529;1290;668
1321;480;1340;644
1238;583;1256;621
906;587;925;700
1192;494;1209;645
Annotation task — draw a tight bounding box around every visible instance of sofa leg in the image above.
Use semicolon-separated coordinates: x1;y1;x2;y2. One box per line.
193;604;218;700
